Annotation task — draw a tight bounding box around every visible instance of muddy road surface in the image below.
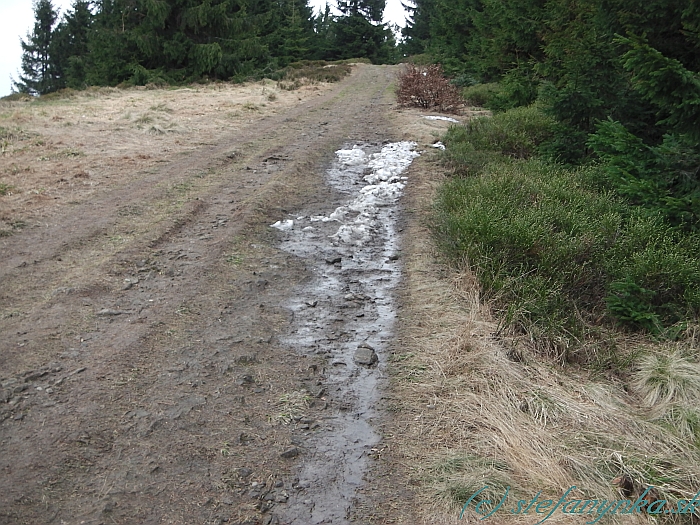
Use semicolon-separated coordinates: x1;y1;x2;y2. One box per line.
0;65;443;524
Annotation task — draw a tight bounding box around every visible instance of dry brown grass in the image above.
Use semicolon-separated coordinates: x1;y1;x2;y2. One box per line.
387;107;700;525
0;78;333;232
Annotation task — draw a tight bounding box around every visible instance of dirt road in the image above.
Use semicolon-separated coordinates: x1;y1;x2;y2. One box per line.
0;65;454;525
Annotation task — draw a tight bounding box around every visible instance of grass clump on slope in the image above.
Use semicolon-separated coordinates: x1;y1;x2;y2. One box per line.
434;105;700;357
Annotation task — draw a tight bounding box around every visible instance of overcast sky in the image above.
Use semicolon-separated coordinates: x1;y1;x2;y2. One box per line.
0;0;408;97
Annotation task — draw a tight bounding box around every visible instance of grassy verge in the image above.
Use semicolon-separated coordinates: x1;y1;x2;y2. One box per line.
402;103;700;523
434;105;700;357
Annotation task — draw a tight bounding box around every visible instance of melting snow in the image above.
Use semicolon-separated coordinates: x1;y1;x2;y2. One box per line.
270;141;420;247
325;141;419;246
270;219;294;231
432;141;446;150
423;115;460;123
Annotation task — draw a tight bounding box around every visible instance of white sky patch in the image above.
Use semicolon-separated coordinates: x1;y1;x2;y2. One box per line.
423;116;460;123
0;0;74;97
311;0;408;28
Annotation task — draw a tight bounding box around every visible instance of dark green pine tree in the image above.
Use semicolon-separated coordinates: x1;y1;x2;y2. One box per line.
332;0;396;63
85;0;267;86
51;0;93;90
277;0;314;65
84;0;140;86
310;4;336;60
399;0;433;56
337;0;384;22
14;0;59;95
254;0;315;68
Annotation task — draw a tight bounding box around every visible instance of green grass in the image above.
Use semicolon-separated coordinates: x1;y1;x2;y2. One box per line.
434;106;700;354
0;183;14;195
443;105;556;175
462;82;502;107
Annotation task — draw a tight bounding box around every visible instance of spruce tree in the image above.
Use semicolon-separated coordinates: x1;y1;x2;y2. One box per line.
14;0;59;95
400;0;433;56
332;0;396;63
52;0;93;89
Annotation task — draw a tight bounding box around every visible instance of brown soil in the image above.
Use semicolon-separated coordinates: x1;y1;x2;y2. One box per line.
0;65;463;525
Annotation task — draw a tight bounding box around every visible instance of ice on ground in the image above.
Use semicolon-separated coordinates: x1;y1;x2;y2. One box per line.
322;142;419;246
271;219;294;231
423;116;460;123
336;146;367;166
365;141;420;185
432;141;446;150
281;142;419;247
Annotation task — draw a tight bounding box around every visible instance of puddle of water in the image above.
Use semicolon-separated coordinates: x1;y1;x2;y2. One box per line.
271;141;419;524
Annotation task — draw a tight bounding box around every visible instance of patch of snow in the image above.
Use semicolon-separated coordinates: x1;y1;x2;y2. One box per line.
423;116;460;123
272;141;420;247
270;219;294;231
432;141;446;150
335;146;367;166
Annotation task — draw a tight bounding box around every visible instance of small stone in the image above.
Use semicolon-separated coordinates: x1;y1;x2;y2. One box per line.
238;467;253;478
97;309;124;316
354;344;378;366
325;256;341;265
237;375;254;386
274;493;289;503
23;370;48;382
280;447;300;459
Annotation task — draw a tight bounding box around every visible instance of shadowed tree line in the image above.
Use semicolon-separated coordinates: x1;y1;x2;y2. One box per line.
14;0;398;94
401;0;700;230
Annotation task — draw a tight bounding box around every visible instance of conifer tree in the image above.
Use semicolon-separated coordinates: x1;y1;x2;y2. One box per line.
14;0;59;95
400;0;432;56
52;0;93;89
332;0;396;63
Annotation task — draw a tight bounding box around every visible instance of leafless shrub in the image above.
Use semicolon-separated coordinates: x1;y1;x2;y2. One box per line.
396;64;463;113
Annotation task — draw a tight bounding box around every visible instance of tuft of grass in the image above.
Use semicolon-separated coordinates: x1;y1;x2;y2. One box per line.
632;350;700;407
428;454;518;512
275;391;311;424
134;114;154;126
148;102;173;113
657;405;700;445
0;183;15;195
